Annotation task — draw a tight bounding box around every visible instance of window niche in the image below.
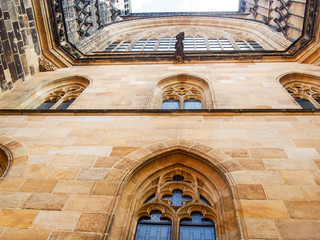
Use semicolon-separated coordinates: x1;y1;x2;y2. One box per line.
147;74;214;109
0;146;12;180
279;73;320;109
109;150;242;240
12;76;90;109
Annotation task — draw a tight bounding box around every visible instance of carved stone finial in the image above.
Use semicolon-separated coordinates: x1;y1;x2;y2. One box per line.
175;32;185;63
39;57;57;72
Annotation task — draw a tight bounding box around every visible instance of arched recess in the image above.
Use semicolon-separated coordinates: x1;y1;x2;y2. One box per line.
10;75;91;109
279;72;320;109
106;139;246;240
147;74;215;109
0;135;29;181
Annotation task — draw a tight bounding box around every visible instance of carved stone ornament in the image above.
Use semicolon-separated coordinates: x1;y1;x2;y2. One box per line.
39;57;57;72
175;32;185;63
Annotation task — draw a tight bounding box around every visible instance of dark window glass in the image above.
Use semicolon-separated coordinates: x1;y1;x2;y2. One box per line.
315;97;320;104
144;194;155;204
200;196;212;207
135;211;171;240
162;99;180;109
295;97;316;109
180;212;215;240
38;100;57;109
162;189;192;206
56;99;75;110
184;99;202;109
173;175;184;181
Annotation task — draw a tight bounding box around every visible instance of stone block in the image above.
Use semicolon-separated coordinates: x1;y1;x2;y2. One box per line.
0;178;25;191
24;165;54;178
241;200;289;218
54;180;95;195
0;209;38;228
20;179;58;193
220;148;250;158
48;168;79;180
77;168;109;180
280;171;316;185
238;184;266;200
244;218;278;239
276;219;320;240
264;185;307;201
238;158;265;170
75;213;109;233
49;155;96;168
249;171;283;185
285;201;320;219
94;156;121;168
0;229;50;240
0;192;31;208
91;181;118;196
63;195;114;213
23;193;69;210
49;232;102;240
249;148;288;158
32;211;81;231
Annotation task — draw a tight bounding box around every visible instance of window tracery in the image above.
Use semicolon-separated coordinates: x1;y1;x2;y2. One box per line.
38;84;86;110
161;83;203;110
283;81;320;109
135;171;217;240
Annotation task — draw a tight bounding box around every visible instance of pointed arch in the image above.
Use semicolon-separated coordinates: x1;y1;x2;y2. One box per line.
0;135;29;181
106;139;247;240
147;74;215;109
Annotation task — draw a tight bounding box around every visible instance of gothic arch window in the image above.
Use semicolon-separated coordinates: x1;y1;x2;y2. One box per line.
279;73;320;109
161;83;203;110
148;74;214;109
108;148;243;240
11;76;90;109
135;169;218;240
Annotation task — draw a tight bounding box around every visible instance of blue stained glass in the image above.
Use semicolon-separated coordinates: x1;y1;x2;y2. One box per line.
162;189;192;206
38;100;57;109
180;212;215;240
316;97;320;104
295;97;316;109
162;99;180;109
184;99;202;109
57;99;75;110
200;196;212;207
135;211;171;240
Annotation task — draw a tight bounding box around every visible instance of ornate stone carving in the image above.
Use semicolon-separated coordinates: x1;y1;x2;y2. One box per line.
175;32;185;63
39;57;57;72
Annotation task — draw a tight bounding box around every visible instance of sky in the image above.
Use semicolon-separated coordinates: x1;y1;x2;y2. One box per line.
131;0;239;13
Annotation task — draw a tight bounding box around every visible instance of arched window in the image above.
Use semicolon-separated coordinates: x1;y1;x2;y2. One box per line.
11;76;90;109
279;73;320;109
148;74;214;109
135;171;217;240
37;84;85;110
161;84;203;110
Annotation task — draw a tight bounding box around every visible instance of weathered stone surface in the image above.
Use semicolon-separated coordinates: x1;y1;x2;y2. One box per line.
241;200;290;218
285;201;320;219
23;193;69;210
54;180;94;195
20;179;58;193
0;209;38;228
238;184;266;200
49;232;102;240
276;219;320;240
32;211;81;231
63;195;114;213
75;213;109;233
0;229;50;240
245;218;278;239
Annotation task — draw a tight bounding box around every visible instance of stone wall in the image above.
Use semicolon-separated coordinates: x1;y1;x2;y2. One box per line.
0;0;40;93
0;113;319;239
